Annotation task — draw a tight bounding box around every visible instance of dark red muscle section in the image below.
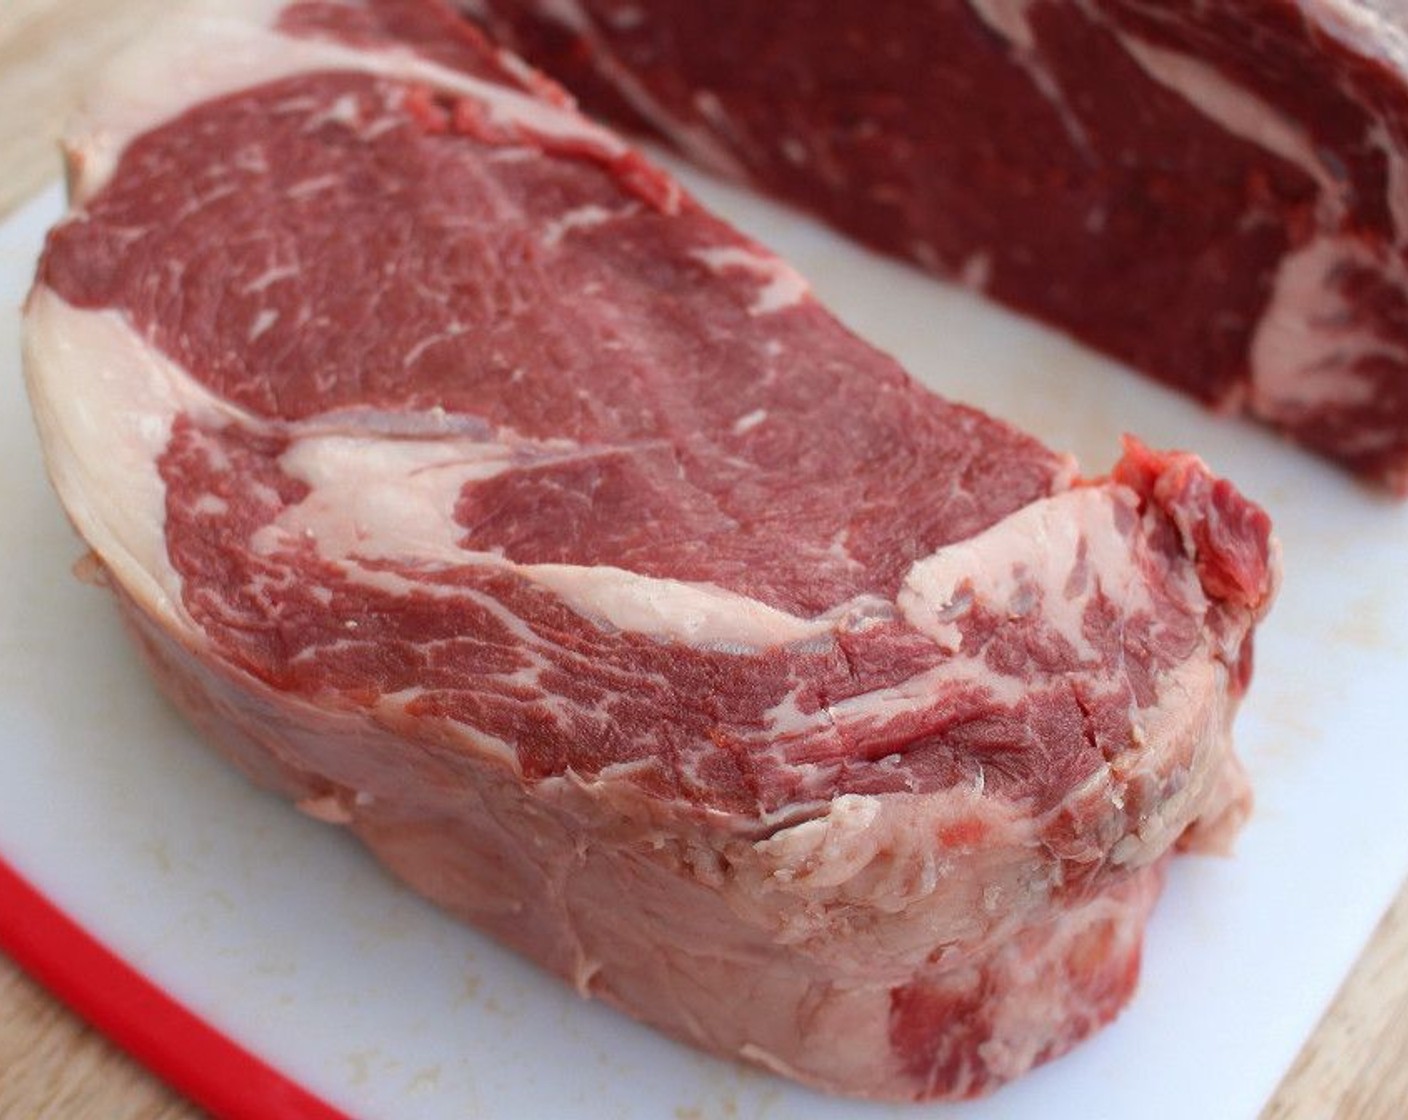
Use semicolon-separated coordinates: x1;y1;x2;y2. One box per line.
470;0;1408;489
468;0;1313;402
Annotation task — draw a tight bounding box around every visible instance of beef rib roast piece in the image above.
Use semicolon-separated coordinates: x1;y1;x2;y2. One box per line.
23;0;1277;1102
466;0;1408;492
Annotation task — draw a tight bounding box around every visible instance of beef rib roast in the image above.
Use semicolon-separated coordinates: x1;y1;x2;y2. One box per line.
467;0;1408;492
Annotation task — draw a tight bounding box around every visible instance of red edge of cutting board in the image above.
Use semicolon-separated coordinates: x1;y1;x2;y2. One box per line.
0;851;354;1120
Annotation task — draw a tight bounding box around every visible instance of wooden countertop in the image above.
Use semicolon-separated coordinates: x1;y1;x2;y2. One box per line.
1;3;1405;1117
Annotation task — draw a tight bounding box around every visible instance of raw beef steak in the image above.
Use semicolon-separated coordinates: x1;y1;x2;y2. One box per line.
24;0;1277;1101
466;0;1408;492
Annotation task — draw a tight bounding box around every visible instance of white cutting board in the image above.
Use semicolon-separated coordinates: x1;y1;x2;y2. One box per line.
3;161;1407;1120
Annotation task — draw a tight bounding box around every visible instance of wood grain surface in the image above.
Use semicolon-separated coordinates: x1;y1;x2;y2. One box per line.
0;3;1404;1118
